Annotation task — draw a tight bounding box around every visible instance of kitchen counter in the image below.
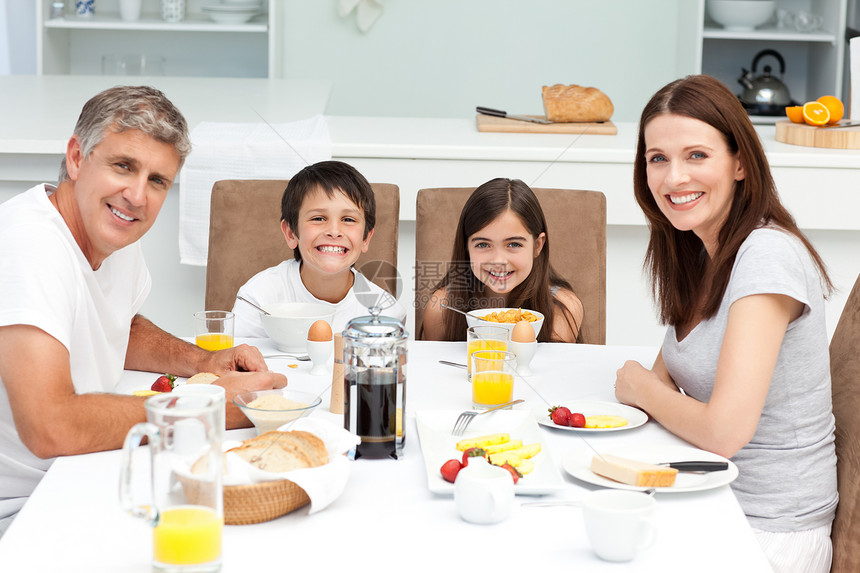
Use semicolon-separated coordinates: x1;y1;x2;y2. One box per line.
327;115;860;228
0;75;333;154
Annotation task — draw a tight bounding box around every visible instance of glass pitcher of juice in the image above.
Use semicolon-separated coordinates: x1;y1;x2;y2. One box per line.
119;393;223;572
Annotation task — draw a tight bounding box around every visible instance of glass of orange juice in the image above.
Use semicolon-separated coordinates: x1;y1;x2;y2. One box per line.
120;393;223;572
466;325;509;382
471;350;516;409
194;310;234;351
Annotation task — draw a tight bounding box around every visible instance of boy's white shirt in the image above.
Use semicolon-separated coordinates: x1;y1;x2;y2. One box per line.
232;259;407;337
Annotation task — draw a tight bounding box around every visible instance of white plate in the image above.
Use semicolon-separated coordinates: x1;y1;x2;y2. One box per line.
535;400;649;433
416;409;565;496
562;443;739;493
202;6;259;24
202;3;260;11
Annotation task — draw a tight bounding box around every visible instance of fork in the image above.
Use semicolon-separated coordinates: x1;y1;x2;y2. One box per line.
451;399;525;436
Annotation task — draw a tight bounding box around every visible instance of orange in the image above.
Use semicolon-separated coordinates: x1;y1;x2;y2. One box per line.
802;101;830;126
785;106;804;123
816;95;844;124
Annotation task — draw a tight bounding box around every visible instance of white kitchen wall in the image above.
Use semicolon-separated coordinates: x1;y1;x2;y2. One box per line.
2;0;35;74
276;0;690;123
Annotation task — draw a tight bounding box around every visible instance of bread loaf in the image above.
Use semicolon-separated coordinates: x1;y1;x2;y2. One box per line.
542;84;614;123
590;454;678;487
227;430;328;473
187;372;219;385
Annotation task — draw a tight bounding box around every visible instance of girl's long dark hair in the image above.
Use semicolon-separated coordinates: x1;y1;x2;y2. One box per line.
633;75;832;326
434;178;580;342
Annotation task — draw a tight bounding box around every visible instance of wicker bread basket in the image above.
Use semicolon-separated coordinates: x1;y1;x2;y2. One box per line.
180;475;310;525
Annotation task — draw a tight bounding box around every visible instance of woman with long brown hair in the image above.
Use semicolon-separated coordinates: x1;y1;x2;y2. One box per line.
421;178;582;342
615;75;836;572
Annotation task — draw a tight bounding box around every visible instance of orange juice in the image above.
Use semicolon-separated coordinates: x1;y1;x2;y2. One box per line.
196;333;234;351
153;505;221;566
472;370;514;407
467;338;507;378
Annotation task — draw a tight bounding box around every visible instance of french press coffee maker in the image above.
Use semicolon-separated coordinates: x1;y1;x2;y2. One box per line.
343;309;408;460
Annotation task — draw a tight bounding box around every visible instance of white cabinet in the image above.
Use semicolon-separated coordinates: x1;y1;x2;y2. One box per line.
693;0;849;123
36;0;281;78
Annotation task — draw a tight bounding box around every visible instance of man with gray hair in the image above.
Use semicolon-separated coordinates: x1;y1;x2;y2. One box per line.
0;86;286;535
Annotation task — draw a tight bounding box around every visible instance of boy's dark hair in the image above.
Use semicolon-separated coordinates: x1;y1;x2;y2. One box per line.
280;160;376;262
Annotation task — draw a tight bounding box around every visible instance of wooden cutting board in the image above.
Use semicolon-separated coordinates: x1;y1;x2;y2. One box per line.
775;120;860;149
476;114;617;135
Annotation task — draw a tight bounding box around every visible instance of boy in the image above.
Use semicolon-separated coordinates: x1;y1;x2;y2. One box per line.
232;161;407;337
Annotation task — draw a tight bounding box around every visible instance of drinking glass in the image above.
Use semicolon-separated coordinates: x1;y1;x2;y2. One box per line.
471;350;516;409
120;393;224;572
466;325;509;382
194;311;234;351
101;54;165;76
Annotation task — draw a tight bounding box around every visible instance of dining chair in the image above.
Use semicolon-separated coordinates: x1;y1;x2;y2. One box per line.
413;186;606;344
829;273;860;573
204;179;400;312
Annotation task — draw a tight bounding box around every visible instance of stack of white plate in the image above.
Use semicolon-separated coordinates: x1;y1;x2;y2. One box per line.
202;2;262;24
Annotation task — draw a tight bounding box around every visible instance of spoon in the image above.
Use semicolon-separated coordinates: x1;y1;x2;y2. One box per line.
441;303;489;321
237;295;270;315
263;352;310;361
521;489;656;507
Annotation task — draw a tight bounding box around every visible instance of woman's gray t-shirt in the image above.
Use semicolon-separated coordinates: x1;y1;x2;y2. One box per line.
662;227;837;532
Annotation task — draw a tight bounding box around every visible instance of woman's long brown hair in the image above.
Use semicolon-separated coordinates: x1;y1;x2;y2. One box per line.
433;178;580;342
633;75;832;326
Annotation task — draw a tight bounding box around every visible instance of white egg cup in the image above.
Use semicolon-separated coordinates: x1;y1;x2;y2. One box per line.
509;340;537;376
306;339;333;376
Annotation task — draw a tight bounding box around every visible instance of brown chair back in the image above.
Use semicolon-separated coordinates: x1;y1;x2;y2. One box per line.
830;273;860;573
205;179;400;312
414;187;606;344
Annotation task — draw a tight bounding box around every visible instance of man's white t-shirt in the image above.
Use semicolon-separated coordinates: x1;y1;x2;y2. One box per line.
233;259;408;337
0;184;150;529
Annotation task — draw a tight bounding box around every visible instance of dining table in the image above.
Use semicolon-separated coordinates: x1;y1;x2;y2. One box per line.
0;340;771;572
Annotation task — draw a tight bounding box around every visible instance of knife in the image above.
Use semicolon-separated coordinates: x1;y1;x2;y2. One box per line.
820;121;860;129
476;106;552;125
660;461;728;472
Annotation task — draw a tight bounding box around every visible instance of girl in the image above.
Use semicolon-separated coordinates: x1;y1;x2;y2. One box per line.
421;178;583;343
615;75;836;572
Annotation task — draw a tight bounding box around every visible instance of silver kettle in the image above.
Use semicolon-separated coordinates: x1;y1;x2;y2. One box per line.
737;49;793;109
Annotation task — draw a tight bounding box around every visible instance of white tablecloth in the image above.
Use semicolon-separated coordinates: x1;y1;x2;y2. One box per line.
0;341;771;572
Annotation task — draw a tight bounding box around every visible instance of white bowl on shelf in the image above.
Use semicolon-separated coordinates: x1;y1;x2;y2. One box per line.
707;0;775;32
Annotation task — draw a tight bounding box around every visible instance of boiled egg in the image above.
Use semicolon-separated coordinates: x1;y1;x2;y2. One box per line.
307;320;333;342
511;319;536;343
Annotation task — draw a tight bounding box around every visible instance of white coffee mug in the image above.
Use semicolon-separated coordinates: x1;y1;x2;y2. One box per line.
582;489;656;562
454;457;514;524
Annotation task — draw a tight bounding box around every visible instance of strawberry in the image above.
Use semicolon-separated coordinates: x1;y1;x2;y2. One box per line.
461;447;487;467
549;405;571;426
569;412;586;428
151;374;176;393
440;459;463;483
500;463;521;484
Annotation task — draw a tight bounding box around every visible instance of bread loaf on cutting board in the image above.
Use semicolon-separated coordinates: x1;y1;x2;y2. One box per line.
590;454;678;487
542;84;614;123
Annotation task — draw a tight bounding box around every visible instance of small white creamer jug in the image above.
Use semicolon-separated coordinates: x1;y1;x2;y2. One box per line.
454;456;514;524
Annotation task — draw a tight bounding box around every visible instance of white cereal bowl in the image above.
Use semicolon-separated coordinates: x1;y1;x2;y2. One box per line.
261;302;335;353
707;0;775;31
234;388;322;435
465;308;545;340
